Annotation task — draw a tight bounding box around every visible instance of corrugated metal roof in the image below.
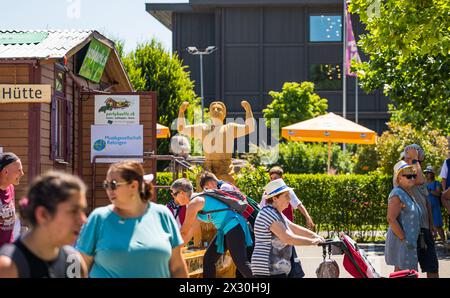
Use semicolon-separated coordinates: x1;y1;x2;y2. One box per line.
0;29;95;59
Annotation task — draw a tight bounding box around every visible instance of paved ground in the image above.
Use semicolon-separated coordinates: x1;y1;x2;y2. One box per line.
296;241;450;278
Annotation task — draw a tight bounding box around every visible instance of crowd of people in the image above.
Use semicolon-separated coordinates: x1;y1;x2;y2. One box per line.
385;144;449;278
0;144;448;278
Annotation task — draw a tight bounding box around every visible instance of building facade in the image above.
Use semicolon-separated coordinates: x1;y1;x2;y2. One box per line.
147;0;390;135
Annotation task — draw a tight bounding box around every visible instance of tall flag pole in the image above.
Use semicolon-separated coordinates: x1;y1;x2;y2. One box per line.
345;0;362;123
342;0;348;152
342;0;347;120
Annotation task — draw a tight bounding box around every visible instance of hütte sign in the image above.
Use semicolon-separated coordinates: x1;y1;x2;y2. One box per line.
0;84;51;103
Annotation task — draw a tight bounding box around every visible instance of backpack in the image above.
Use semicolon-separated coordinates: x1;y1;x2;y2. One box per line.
193;189;260;228
0;242;78;278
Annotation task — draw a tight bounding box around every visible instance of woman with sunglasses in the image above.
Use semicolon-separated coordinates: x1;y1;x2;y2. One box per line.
76;161;188;278
170;178;254;278
385;160;423;272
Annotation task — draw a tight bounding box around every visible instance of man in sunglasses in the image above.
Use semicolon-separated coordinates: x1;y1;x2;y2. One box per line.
404;144;439;278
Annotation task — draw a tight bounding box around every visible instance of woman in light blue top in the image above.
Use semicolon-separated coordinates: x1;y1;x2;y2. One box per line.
170;178;253;278
424;166;445;242
76;161;188;278
385;161;423;271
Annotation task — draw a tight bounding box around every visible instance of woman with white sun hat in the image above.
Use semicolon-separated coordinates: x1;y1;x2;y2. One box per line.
251;178;324;277
385;160;423;272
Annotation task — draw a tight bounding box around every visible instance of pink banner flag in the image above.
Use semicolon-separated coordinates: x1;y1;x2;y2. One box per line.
345;0;361;77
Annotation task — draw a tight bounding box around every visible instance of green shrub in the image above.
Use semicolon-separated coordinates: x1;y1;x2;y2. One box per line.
155;168;392;240
244;142;355;174
262;81;328;129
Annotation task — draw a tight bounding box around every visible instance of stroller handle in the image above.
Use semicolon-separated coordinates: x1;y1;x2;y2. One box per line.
318;239;342;247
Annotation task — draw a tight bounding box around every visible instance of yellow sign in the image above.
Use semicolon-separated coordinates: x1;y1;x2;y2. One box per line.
0;84;51;103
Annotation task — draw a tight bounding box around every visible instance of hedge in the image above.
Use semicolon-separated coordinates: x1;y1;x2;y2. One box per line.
155;168;394;240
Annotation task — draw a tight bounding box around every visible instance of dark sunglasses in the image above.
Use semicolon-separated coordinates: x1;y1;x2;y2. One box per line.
402;174;417;180
102;180;128;190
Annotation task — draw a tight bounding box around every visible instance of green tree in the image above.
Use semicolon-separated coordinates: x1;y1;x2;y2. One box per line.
118;39;199;155
376;121;448;175
349;0;450;133
262;82;328;129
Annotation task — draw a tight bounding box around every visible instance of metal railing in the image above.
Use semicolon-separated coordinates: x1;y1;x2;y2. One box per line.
91;152;192;209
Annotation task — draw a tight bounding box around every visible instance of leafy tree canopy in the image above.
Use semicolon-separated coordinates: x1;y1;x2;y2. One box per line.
350;0;450;133
263;81;328;129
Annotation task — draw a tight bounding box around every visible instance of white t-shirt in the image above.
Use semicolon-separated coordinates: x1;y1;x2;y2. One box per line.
440;159;448;180
259;189;302;209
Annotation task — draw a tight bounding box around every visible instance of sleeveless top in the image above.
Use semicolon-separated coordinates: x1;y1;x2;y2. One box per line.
196;195;253;254
0;239;80;278
384;187;423;270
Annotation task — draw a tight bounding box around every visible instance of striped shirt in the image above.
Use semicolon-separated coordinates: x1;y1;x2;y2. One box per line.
251;205;292;276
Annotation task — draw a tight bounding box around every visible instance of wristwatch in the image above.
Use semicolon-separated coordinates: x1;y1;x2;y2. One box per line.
412;159;418;164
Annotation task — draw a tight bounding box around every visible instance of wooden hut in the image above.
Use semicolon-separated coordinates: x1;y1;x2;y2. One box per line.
0;30;157;209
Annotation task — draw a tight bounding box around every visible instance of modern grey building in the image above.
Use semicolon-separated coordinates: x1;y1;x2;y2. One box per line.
146;0;390;134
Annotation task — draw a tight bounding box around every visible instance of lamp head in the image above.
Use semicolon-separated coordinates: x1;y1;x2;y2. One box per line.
186;46;198;54
205;46;217;54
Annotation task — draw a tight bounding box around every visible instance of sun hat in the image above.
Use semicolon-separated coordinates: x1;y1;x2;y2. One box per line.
264;178;293;199
423;165;435;174
393;160;415;187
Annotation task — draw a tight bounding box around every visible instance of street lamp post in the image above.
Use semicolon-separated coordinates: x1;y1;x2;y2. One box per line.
186;46;217;122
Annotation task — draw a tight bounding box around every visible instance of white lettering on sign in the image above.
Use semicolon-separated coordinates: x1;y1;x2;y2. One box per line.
85;48;109;65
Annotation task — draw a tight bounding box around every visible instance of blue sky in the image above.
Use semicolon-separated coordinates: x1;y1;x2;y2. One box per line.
2;0;186;53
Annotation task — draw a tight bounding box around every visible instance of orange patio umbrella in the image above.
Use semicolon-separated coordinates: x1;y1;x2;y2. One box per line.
157;123;170;139
281;112;377;172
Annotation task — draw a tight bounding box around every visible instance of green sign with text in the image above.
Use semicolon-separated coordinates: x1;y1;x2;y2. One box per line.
79;39;111;83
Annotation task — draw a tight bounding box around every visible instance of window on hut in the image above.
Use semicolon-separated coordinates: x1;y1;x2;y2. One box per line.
51;64;72;163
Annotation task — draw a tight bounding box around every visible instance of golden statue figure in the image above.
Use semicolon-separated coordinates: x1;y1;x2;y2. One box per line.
177;100;255;184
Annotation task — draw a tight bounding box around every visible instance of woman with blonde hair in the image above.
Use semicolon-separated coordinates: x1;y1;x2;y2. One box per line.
385;160;423;271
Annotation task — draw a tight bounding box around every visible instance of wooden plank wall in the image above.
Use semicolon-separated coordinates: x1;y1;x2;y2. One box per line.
39;63;55;174
66;57;75;174
0;65;30;199
80;92;157;210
